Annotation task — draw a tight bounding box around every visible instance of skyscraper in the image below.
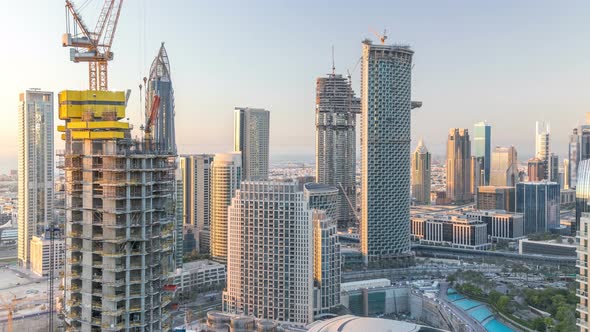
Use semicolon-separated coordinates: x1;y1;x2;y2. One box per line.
411;138;431;205
303;183;341;315
145;43;176;154
59;90;176;331
210;152;241;263
313;211;340;315
473;121;491;185
527;158;546;182
234;107;270;181
470;156;485;197
575;160;590;236
576;212;590;332
18;90;54;269
581;124;590;162
446;128;472;204
360;39;414;266
315;73;360;229
179;154;214;253
489;146;518;186
535;120;550;179
563;159;570;190
224;181;314;324
516;181;560;234
569;128;580;188
549;153;559;183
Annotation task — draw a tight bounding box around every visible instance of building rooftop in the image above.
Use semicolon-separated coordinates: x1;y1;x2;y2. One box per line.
303;182;338;193
181;259;224;270
307;315;447;332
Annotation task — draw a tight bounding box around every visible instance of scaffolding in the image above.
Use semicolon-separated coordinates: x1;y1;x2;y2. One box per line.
59;90;177;332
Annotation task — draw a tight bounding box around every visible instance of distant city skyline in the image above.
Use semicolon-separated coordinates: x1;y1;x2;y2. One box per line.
0;0;588;171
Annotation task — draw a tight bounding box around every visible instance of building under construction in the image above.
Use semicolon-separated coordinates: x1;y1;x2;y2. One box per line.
58;90;177;331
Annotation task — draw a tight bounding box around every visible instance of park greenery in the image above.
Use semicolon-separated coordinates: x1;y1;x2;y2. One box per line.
447;270;577;331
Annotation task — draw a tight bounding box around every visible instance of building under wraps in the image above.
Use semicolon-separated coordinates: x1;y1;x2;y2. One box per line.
58;90;177;331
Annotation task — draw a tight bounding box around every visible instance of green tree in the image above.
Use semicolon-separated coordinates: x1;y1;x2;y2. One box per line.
531;317;546;331
497;295;510;312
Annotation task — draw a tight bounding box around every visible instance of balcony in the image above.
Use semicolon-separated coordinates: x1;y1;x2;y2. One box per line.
579;275;588;284
578;289;589;298
579;304;589;314
578;318;589;328
578;260;588;268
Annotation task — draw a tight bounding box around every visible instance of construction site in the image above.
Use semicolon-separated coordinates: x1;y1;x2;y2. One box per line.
56;0;179;331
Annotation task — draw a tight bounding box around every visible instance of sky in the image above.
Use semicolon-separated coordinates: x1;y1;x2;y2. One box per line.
1;0;589;171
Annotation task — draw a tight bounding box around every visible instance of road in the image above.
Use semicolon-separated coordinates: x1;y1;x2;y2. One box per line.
343;264;502;282
172;291;222;329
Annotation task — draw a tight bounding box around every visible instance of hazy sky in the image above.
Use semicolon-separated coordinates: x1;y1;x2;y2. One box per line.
1;0;589;170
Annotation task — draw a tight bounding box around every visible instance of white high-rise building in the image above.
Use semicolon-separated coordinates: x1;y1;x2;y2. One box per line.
234;107;270;181
535;120;550;179
179;154;214;253
360;39;415;266
224;181;314;324
210;152;241;263
18;90;54;269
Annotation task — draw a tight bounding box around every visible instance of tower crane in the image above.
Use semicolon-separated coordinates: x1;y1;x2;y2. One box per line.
0;295;23;332
62;0;124;91
370;28;388;44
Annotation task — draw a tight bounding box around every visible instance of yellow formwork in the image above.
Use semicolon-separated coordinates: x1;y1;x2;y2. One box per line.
58;90;127;120
66;121;129;130
70;131;125;140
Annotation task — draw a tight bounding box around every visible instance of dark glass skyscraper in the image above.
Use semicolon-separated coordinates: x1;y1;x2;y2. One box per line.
473;121;491;185
447;128;472;203
516;181;560;234
569;128;580;188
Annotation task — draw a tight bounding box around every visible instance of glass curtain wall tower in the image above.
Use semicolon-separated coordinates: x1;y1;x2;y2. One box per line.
234;108;270;181
446;129;472;203
473;121;491;185
145;43;176;154
17;90;54;268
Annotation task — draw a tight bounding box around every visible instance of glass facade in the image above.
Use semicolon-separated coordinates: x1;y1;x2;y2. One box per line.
576;160;590;234
473;121;491;185
360;40;413;265
516;181;560;234
18;90;54;268
146;43;176;154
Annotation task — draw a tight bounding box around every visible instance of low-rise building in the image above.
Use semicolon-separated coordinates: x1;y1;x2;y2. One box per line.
176;260;226;298
30;235;65;277
464;210;525;241
476;186;515;212
519;238;576;257
561;188;576;206
411;214;490;250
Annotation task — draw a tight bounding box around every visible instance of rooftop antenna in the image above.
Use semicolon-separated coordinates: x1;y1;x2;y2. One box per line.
331;45;335;75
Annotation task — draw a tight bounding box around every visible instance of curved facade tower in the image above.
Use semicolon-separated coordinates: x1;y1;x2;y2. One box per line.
146;43;176;154
360;39;414;266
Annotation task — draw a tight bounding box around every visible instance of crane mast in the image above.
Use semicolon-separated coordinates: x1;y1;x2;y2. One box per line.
63;0;123;91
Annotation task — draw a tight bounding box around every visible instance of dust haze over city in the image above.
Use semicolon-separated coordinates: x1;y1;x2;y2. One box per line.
0;1;588;332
